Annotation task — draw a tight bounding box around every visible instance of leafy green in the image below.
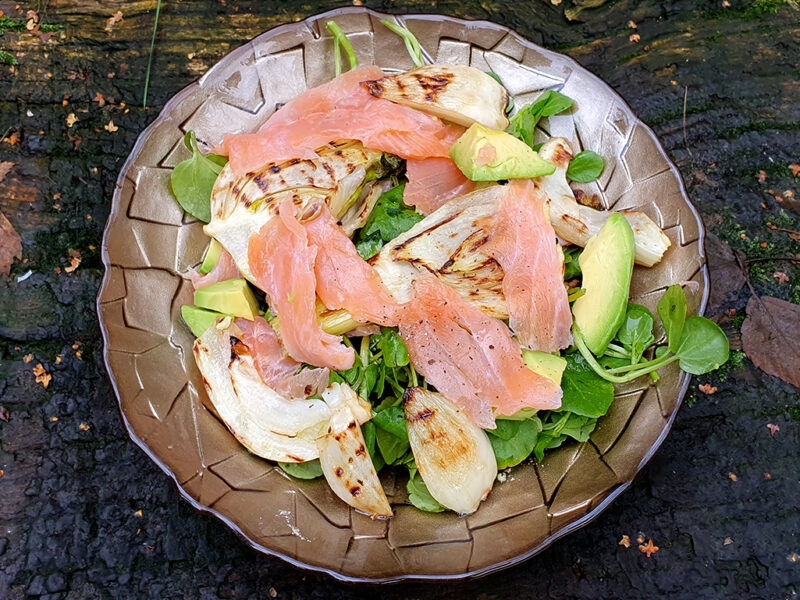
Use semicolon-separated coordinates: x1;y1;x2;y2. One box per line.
406;469;445;512
560;354;616;418
278;460;323;480
375;426;410;465
326;21;358;76
380;19;425;68
566;150;604;183
573;286;729;382
362;421;385;472
533;411;597;462
170;131;227;222
508;90;573;148
658;284;687;353
674;316;730;374
372;405;408;440
378;328;410;368
563;245;582;280
616;304;655;364
354;185;424;260
487;419;540;469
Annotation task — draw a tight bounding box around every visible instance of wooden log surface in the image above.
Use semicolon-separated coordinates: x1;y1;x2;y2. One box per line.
0;0;799;598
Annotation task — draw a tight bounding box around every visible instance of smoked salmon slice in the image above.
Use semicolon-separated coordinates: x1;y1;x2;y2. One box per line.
304;204;401;326
398;272;562;428
221;66;460;176
481;179;573;353
404;157;475;215
189;248;239;290
248;198;355;371
234;316;329;399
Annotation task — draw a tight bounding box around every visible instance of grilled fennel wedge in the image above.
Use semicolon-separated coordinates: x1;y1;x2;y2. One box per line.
362;64;509;130
193;320;370;463
206;140;392;281
537;138;671;267
404;388;497;515
317;383;392;518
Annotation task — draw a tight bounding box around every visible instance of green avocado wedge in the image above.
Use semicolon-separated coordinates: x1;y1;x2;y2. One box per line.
571;213;635;356
199;238;223;275
449;123;556;181
181;305;225;338
193;279;259;320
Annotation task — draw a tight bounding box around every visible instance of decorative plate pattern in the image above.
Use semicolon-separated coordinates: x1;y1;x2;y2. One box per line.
97;7;708;583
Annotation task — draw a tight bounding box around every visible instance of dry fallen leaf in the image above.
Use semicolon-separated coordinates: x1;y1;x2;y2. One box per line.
93;92;106;107
619;535;631;548
66;113;78;128
757;170;767;183
106;11;123;31
628;20;637;28
728;472;738;482
4;131;20;146
64;255;81;273
104;120;118;133
629;33;640;43
23;354;32;363
724;537;734;546
741;296;800;389
705;234;747;313
773;271;789;285
698;383;718;395
790;164;800;178
0;161;13;183
0;405;9;422
33;363;51;388
638;539;659;557
766;423;780;436
79;423;90;431
0;211;23;276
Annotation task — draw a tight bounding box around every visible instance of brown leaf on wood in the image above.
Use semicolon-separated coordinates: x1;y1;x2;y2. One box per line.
705;234;746;313
0;211;22;276
3;132;20;146
0;406;9;422
0;161;13;183
638;539;659;557
790;164;800;178
741;296;800;389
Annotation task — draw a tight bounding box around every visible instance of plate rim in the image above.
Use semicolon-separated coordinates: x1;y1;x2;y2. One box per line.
96;5;709;584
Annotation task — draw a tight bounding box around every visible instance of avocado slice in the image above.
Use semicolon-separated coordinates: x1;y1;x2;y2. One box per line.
199;238;223;275
181;305;225;338
571;212;635;355
193;279;260;320
449;123;556;181
522;350;567;385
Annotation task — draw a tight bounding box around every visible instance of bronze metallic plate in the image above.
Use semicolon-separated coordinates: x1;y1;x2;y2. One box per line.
97;7;708;583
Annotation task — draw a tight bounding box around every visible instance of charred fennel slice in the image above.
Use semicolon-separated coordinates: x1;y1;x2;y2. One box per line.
205;140;396;282
371;137;670;314
362;64;510;131
193;320;372;463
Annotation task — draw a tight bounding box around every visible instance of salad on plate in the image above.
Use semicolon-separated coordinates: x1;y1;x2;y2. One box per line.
172;21;728;518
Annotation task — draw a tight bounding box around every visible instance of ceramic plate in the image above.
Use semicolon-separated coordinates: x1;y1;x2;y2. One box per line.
97;7;708;583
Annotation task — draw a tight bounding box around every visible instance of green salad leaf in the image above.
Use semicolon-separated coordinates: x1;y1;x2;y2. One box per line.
658;284;687;353
674;316;730;374
616;304;656;364
559;354;615;418
508;90;573;148
563;245;582;280
533;411;597;462
361;421;385;472
566;150;604;183
406;468;445;512
487;418;540;469
354;184;424;259
170;131;227;222
278;460;323;480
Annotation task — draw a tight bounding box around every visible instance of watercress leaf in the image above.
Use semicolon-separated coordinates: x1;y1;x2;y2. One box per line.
372;405;408;440
361;422;385;472
362;363;380;396
600;355;629;370
170;131;226;222
533;90;573;117
658;284;687;353
558;412;597;442
487;418;539;469
507;103;540;148
360;184;423;241
533;431;566;462
406;470;445;512
566;150;604;183
560;354;616;418
375;425;410;464
675;316;730;375
616;304;656;363
380;328;410;368
341;364;360;386
563;246;582;280
278;460;323;480
354;236;384;261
